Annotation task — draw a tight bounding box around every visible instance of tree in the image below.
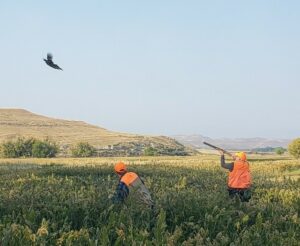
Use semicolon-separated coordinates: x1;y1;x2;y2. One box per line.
71;142;96;157
32;139;58;158
15;137;36;157
288;138;300;159
0;137;36;158
275;147;285;155
0;140;18;158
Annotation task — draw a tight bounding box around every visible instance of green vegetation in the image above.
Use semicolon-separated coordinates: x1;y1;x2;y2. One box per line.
144;146;158;156
97;142;190;157
0;156;298;244
288;138;300;159
0;137;35;158
251;146;287;153
71;142;96;157
275;147;286;155
143;144;188;156
0;137;189;158
32;139;58;158
0;138;58;158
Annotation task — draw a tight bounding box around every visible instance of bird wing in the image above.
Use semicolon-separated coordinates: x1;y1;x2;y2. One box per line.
47;53;53;61
52;63;63;70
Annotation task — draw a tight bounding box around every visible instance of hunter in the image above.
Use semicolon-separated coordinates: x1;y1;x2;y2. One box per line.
112;161;154;208
219;151;252;202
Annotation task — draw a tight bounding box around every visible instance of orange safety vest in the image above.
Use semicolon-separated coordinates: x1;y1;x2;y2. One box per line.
120;172;139;186
228;160;251;189
120;172;153;207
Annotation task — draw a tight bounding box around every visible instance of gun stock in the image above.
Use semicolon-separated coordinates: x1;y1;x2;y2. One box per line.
203;141;233;157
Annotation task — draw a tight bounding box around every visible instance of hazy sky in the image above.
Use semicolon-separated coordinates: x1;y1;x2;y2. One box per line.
0;1;299;138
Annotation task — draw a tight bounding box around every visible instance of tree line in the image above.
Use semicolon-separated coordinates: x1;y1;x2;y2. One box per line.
0;138;95;158
1;137;300;159
0;138;188;158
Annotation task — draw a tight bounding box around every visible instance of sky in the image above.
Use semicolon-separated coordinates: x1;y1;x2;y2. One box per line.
0;1;299;139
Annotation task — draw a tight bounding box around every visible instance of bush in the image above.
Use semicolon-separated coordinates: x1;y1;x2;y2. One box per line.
71;142;96;157
275;147;285;155
288;138;300;159
0;141;17;158
144;147;158;156
32;139;58;158
0;137;36;158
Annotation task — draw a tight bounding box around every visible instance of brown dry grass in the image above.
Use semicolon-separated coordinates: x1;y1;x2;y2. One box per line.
0;109;179;149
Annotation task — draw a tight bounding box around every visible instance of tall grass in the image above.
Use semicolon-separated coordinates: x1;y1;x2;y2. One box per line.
0;155;299;245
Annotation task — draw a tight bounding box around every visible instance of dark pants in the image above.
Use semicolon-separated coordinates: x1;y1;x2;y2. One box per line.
228;188;251;202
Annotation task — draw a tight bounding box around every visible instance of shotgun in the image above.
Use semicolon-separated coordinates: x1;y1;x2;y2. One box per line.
203;141;233;157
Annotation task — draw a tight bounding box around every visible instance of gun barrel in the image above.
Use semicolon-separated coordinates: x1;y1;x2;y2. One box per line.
203;141;232;156
203;141;219;149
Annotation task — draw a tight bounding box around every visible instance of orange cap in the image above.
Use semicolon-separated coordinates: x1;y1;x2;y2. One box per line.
235;152;247;161
114;161;127;173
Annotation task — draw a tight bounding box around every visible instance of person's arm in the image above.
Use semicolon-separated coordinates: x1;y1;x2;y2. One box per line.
112;181;129;204
220;154;234;171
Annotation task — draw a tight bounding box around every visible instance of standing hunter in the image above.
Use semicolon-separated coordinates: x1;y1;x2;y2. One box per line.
219;151;252;202
112;161;154;208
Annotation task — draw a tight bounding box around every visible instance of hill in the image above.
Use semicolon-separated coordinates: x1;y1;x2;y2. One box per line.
172;134;291;150
0;109;188;156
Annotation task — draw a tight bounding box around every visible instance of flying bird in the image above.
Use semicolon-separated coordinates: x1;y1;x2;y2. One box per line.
43;53;63;70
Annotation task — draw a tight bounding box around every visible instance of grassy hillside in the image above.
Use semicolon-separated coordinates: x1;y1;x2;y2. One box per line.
0;109;187;155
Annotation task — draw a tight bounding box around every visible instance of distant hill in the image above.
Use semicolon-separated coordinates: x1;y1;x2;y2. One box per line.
0;109;188;156
172;134;291;151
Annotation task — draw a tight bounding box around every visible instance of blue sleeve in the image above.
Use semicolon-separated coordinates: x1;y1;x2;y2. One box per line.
221;155;233;171
112;181;129;203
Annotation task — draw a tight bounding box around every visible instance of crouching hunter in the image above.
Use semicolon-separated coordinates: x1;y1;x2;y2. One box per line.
112;161;154;208
220;151;252;202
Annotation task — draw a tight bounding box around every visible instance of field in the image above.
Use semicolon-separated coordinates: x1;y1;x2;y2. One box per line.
0;155;299;245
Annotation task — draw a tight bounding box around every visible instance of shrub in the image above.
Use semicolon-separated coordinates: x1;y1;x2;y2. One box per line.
15;137;36;157
275;147;285;155
32;139;58;158
144;147;158;156
0;137;36;158
0;140;18;158
71;142;96;157
288;138;300;159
